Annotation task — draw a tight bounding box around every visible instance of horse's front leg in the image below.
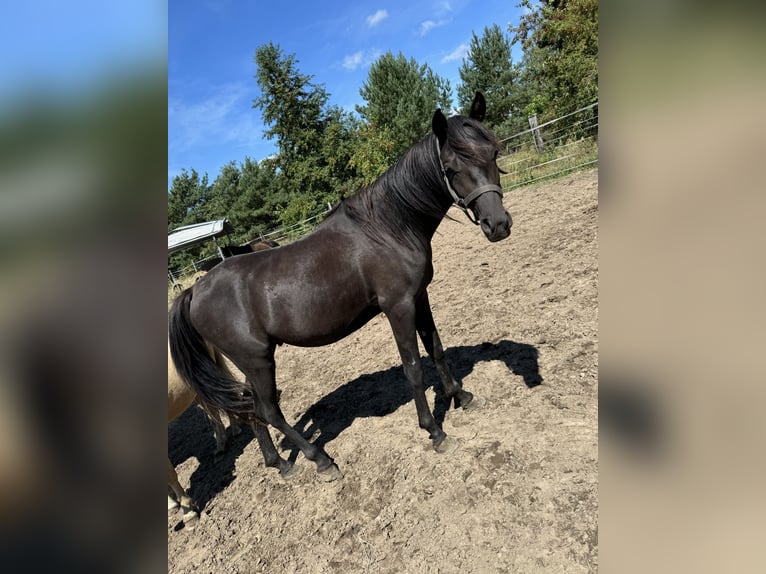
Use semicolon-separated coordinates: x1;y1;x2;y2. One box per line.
386;299;454;452
415;292;474;409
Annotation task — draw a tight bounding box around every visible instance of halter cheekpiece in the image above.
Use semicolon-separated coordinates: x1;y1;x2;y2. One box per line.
435;137;504;225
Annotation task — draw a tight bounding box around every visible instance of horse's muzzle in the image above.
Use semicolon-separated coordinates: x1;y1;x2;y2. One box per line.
480;210;512;242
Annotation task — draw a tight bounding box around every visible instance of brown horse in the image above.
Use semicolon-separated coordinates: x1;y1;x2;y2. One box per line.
249;239;280;252
169;93;511;481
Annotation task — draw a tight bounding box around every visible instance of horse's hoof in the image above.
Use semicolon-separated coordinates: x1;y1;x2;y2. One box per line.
318;463;342;482
279;462;301;480
462;394;485;411
434;435;460;454
182;509;200;526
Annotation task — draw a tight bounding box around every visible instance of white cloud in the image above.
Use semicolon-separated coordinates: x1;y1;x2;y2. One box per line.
339;49;382;72
441;43;469;63
419;19;448;37
366;9;388;27
168;82;262;154
420;20;437;36
343;51;364;70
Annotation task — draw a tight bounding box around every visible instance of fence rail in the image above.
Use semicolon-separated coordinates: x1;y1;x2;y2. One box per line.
497;101;598;192
168;206;332;283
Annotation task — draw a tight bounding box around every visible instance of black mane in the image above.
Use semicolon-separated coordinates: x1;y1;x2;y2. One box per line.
338;132;446;247
322;114;503;247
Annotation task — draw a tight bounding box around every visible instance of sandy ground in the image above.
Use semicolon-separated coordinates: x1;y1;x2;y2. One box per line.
168;168;598;573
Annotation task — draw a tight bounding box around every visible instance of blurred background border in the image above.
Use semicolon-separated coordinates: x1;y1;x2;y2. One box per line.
1;1;765;572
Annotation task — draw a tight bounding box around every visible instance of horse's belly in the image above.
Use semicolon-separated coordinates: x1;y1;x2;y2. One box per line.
272;299;381;348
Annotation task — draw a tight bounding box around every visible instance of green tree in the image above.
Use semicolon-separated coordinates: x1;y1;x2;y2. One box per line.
457;24;519;131
253;43;359;226
511;0;598;120
357;52;452;159
167;168;209;232
253;42;327;169
167;168;211;270
234;156;283;238
348;121;397;186
319;105;365;199
204;161;241;222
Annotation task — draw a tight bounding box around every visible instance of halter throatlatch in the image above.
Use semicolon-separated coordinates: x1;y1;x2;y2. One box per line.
435;138;504;225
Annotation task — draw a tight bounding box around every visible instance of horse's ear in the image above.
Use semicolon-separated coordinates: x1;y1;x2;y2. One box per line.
432;109;448;148
469;92;486;122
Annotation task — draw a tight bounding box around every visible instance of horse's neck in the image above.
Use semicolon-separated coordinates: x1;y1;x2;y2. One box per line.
385;138;450;240
338;137;450;248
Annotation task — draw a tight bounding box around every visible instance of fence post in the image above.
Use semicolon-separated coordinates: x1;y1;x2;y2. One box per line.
528;115;544;152
212;237;225;260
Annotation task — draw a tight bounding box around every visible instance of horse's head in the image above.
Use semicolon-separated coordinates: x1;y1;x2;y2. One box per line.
432;92;512;242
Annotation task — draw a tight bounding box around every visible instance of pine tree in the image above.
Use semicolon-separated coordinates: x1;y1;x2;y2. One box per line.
253;43;357;226
511;0;598;119
167;168;209;232
167;168;211;269
457;24;518;132
357;52;452;159
253;42;327;170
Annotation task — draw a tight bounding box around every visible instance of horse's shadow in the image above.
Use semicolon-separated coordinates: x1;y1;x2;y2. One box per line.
168;339;541;513
168;407;254;518
282;339;542;460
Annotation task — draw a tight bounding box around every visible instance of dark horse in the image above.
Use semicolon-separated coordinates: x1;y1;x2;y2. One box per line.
169;93;512;480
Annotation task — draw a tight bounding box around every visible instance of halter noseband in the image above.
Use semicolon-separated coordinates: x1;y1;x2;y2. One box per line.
435;138;504;225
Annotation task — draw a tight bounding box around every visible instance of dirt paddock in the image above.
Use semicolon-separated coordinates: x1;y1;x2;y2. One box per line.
168;169;598;573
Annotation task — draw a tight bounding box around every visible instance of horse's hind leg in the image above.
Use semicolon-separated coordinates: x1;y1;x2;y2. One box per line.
208;410;228;455
245;363;340;481
416;293;474;409
167;458;199;525
252;422;297;478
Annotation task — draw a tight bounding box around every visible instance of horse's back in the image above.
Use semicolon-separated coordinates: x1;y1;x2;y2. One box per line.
189;225;390;349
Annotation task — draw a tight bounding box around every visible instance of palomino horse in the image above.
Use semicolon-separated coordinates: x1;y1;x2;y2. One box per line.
169;93;511;481
167;340;233;525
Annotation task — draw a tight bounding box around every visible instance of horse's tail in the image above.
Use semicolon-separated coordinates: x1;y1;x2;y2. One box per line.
168;288;254;421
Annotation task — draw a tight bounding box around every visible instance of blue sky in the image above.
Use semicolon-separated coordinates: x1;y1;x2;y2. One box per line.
0;1;164;106
169;0;526;188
